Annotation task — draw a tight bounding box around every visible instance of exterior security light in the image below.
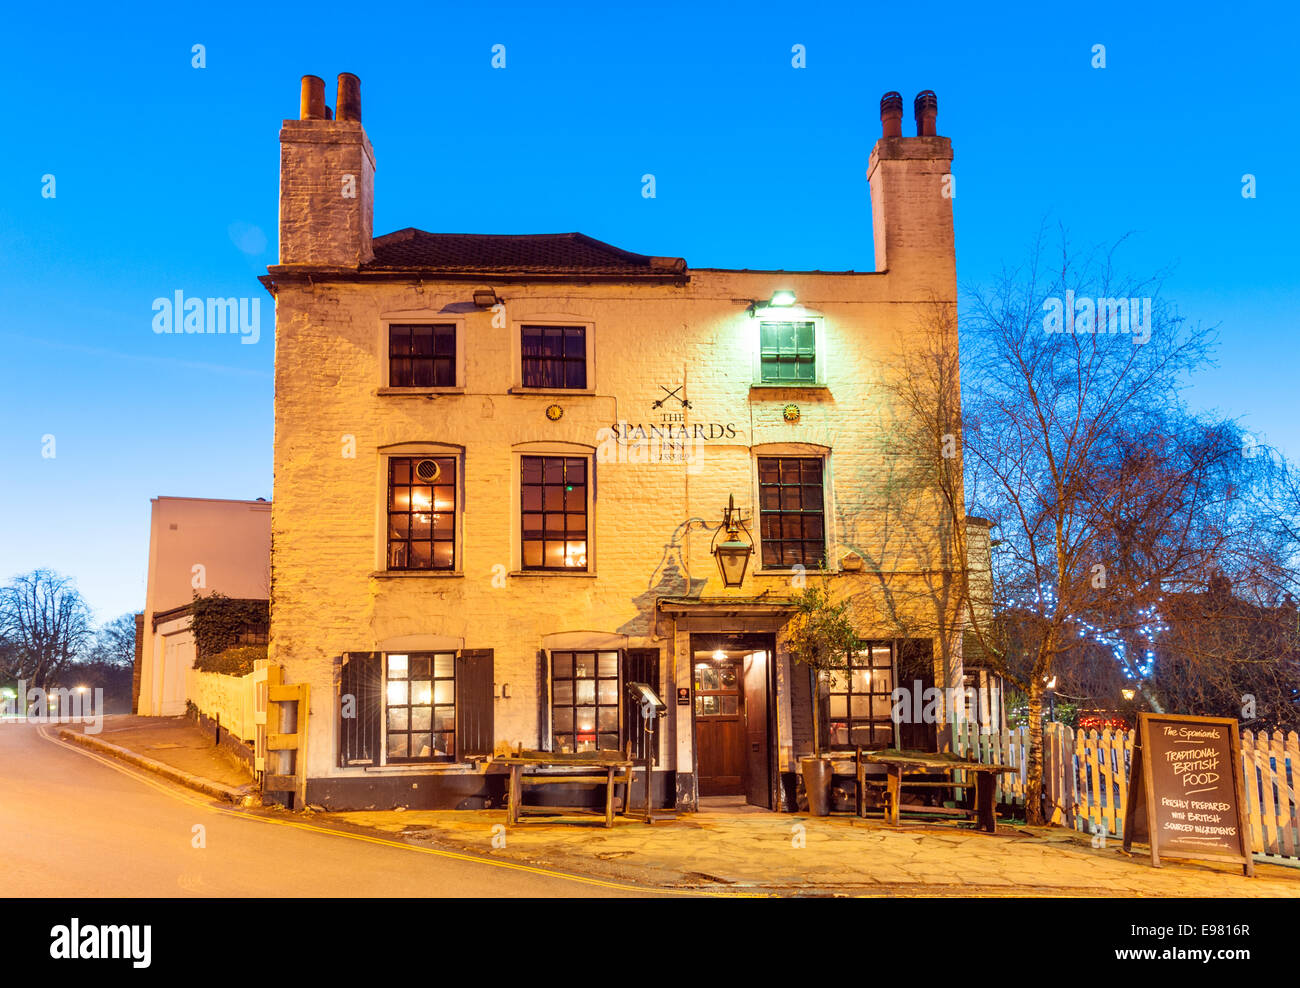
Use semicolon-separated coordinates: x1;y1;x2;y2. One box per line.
744;290;797;317
472;287;500;308
711;493;753;588
1121;688;1136;701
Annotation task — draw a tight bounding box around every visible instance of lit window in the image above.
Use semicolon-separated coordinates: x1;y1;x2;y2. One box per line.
551;651;620;754
827;644;895;750
385;652;455;762
388;456;457;570
521;455;588;571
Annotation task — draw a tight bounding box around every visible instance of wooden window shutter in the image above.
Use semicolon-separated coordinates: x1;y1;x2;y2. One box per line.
456;649;495;759
622;648;661;764
338;651;382;767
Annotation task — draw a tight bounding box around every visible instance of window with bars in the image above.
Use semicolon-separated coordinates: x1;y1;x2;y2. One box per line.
388;456;457;571
757;456;826;568
551;650;620;754
521;325;587;389
521;455;588;570
385;652;456;762
389;324;456;388
826;643;896;750
759;320;816;383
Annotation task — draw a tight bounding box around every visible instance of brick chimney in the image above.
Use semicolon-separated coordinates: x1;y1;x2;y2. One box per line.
278;73;375;267
865;90;955;294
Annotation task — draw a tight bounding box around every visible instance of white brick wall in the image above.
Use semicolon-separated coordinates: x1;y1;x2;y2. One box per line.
270;123;966;782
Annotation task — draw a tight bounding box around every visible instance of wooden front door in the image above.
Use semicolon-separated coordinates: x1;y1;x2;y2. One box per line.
694;652;746;795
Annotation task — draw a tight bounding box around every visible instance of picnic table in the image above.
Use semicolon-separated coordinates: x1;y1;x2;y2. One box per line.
864;749;1018;833
502;750;636;828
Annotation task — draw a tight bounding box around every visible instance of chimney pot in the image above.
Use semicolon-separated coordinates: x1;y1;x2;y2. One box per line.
880;91;903;138
337;73;362;123
914;90;938;136
300;75;326;120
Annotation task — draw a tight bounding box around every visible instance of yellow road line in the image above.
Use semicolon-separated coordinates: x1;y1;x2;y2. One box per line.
39;727;742;897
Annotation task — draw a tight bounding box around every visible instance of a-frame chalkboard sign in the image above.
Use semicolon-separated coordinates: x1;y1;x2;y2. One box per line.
1122;713;1253;876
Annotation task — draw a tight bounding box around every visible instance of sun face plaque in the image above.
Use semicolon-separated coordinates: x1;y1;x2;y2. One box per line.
783;403;800;423
545;404;563;421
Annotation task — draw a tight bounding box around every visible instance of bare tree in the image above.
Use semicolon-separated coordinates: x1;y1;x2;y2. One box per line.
87;612;138;669
0;570;93;689
966;235;1221;822
871;230;1220;823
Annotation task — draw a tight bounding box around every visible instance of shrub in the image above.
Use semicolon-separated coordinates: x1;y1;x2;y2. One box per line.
194;644;266;677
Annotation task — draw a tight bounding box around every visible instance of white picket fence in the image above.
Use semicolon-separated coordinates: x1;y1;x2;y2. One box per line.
952;722;1300;862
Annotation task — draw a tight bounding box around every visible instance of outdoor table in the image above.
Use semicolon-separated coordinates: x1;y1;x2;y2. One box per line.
502;751;636;828
865;749;1018;833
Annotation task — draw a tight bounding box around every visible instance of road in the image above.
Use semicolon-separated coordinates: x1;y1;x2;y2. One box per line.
0;722;663;897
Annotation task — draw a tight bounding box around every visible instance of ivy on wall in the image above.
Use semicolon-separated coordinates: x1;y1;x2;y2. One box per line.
190;592;269;660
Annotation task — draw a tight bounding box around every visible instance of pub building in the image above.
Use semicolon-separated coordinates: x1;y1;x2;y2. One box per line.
262;74;992;811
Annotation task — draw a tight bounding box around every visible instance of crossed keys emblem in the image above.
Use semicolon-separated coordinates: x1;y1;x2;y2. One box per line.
652;384;691;410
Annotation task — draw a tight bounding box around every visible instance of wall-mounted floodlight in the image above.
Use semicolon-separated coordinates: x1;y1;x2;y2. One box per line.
472;287;501;308
745;290;797;317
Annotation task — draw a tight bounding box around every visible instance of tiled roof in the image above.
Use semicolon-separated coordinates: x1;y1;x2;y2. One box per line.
367;229;686;275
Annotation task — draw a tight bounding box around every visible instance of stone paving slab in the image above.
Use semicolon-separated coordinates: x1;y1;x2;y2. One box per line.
320;806;1300;897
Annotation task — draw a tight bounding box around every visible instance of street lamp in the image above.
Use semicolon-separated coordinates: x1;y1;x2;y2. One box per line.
712;494;753;588
1045;675;1058;721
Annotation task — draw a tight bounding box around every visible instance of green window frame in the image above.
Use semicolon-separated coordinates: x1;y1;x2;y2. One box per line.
759;320;816;383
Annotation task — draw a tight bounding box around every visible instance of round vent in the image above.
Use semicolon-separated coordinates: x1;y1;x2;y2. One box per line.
414;458;441;483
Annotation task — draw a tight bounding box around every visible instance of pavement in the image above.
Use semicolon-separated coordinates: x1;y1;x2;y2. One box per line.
321;798;1300;897
55;714;256;799
33;714;1300;897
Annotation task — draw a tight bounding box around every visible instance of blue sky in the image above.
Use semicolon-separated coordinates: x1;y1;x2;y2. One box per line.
1;1;1296;622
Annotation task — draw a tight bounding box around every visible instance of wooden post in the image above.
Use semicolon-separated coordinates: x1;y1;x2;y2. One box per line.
886;766;901;826
604;766;615;828
976;771;996;833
